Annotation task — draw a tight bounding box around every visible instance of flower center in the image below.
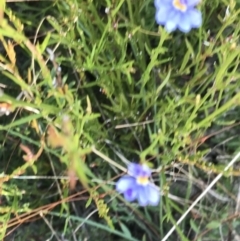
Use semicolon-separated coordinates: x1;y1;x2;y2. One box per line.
137;176;149;185
173;0;187;11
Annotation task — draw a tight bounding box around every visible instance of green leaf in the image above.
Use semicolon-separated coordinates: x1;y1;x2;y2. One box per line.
142;234;147;241
119;222;132;238
40;32;51;53
190;219;199;233
206;221;221;229
31;164;38;174
85;197;92;208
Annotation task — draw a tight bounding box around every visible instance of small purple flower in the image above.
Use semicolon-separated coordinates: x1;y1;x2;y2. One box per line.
116;163;160;206
154;0;202;33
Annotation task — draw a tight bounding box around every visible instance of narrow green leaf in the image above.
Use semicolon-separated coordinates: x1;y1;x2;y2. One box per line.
40;32;51;53
119;222;132;238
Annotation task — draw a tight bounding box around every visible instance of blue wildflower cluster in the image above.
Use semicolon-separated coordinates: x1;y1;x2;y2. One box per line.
154;0;202;33
116;163;160;206
115;0;203;207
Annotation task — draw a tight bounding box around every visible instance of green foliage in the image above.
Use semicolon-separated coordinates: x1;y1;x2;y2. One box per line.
0;0;240;240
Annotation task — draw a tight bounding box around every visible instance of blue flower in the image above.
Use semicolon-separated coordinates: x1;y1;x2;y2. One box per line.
116;163;160;206
154;0;202;33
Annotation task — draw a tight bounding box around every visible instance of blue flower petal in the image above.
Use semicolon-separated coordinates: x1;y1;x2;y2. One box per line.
128;163;140;177
178;14;192;33
137;186;149;206
155;4;172;24
128;163;151;178
154;0;171;10
178;9;202;32
165;12;181;32
146;184;160;206
188;9;202;27
165;21;177;32
137;184;160;206
187;0;201;7
123;188;137;202
116;176;136;193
